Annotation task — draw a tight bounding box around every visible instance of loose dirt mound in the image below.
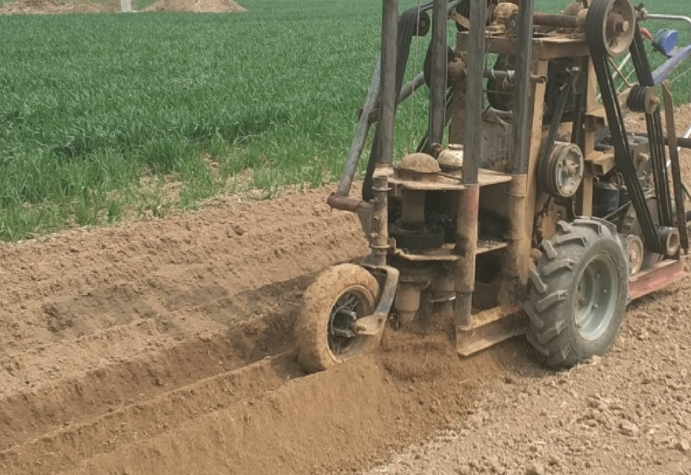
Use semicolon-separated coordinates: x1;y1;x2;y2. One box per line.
0;0;116;14
143;0;244;13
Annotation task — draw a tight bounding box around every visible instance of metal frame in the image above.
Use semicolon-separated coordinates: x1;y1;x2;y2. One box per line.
325;0;691;359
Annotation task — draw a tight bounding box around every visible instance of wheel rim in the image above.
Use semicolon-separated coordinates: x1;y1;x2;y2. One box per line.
327;287;373;358
575;253;619;341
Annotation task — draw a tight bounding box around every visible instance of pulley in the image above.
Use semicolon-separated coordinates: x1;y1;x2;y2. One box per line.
626;85;660;114
585;0;636;58
624;234;644;275
539;142;585;198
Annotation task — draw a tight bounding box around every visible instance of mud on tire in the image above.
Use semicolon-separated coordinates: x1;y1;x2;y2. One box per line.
296;264;382;373
524;218;629;369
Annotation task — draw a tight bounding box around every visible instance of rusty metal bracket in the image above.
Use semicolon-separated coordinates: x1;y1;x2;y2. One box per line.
355;265;400;336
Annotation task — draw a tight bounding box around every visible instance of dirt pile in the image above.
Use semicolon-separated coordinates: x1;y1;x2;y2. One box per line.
143;0;244;13
0;0;117;14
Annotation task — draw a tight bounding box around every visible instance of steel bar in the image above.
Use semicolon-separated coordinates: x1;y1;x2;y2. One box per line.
511;0;534;175
337;60;382;196
364;72;425;124
371;175;390;266
429;0;449;150
533;13;577;29
630;132;691;150
454;185;479;330
455;0;485;341
661;82;689;253
461;0;486;184
645;13;691;31
379;0;399;166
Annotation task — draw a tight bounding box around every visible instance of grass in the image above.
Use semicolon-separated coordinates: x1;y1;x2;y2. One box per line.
0;0;690;241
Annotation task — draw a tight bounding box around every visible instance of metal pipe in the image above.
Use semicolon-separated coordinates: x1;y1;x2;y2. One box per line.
326;195;362;213
337;60;382;196
429;0;448;150
645;13;691;31
454;185;479;330
364;72;425;124
379;0;399;166
499;175;528;306
662;82;689;253
462;0;485;184
371;175;390;266
455;0;484;335
533;13;577;29
629;132;691;150
511;0;534;175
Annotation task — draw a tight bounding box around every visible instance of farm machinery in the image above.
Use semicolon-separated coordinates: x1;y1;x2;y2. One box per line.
295;0;691;372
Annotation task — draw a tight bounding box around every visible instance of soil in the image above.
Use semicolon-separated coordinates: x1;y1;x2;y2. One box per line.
0;0;244;14
0;185;517;475
0;0;117;14
143;0;244;13
1;108;691;475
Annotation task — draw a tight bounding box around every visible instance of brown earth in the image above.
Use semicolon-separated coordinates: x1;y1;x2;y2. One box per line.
0;186;521;475
1;107;691;475
0;0;244;14
0;0;117;14
143;0;244;13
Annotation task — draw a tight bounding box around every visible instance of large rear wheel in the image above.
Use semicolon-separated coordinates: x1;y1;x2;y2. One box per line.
296;264;382;373
524;218;629;369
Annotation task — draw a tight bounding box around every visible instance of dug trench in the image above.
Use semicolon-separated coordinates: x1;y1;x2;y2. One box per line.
0;187;532;475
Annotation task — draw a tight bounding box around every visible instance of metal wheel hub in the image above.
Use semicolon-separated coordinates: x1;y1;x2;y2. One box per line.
328;290;370;355
586;0;636;58
575;253;619;341
541;142;584;198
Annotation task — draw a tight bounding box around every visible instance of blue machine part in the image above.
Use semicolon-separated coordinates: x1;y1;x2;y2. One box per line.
653;44;691;85
654;29;679;56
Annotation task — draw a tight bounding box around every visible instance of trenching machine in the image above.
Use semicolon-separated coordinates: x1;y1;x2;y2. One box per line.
295;0;691;372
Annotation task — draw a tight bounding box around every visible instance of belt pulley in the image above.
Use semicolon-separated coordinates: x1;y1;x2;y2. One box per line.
585;0;674;255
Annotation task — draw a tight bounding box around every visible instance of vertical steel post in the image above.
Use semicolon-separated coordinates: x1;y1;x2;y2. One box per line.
371;175;390;266
512;0;534;176
455;0;485;331
379;0;399;166
500;0;533;305
429;0;449;150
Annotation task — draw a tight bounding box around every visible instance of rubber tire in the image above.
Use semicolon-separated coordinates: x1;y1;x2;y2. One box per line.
295;264;382;374
524;218;628;369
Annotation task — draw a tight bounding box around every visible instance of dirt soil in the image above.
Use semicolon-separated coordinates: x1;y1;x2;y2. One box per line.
1;107;691;475
143;0;244;13
0;186;516;475
0;0;117;14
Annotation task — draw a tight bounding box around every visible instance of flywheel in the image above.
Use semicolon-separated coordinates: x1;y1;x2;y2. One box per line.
585;0;636;58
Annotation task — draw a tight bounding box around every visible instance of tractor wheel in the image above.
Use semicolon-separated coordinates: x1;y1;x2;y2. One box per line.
524;218;628;369
296;264;382;373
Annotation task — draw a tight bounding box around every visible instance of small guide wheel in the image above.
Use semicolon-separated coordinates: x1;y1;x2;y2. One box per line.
539;142;584;199
295;264;383;373
586;0;636;58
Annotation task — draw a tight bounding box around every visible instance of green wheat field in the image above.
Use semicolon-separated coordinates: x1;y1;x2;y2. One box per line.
0;0;689;240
